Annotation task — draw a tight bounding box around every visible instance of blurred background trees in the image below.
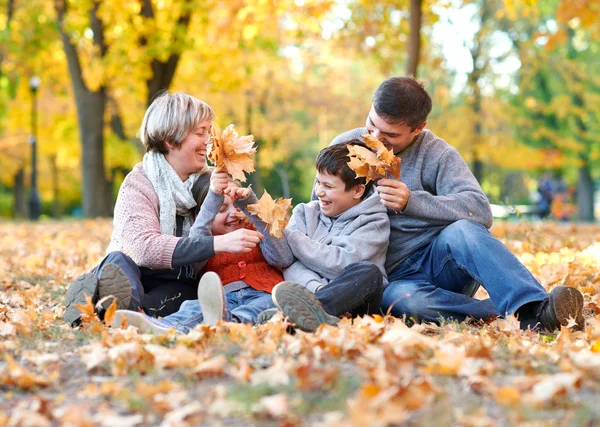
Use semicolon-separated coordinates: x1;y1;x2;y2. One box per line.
0;0;598;221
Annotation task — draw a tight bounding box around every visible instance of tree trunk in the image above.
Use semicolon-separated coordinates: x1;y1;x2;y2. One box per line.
407;0;422;77
576;157;594;222
276;167;291;199
50;155;60;217
55;0;111;217
13;168;27;218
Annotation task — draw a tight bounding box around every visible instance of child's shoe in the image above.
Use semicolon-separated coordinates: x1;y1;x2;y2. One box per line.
111;310;175;334
197;272;227;326
271;281;339;332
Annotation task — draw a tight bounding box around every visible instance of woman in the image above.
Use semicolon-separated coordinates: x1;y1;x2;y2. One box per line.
64;92;262;324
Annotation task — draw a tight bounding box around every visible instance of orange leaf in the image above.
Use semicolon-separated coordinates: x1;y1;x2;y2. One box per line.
209;124;256;182
247;190;292;238
74;293;98;323
103;298;117;327
346;136;401;183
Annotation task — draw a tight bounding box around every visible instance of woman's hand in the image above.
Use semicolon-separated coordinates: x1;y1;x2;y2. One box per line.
224;186;251;201
210;170;229;195
213;228;264;254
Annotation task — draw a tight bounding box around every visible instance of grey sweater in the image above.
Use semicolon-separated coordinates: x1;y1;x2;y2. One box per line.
283;191;390;292
331;128;493;274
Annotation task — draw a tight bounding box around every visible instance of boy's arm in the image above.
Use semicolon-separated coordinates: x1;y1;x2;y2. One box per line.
172;189;223;268
235;192;295;269
284;212;390;280
283;260;324;293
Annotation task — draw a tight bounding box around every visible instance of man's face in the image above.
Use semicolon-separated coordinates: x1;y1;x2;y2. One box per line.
365;106;425;154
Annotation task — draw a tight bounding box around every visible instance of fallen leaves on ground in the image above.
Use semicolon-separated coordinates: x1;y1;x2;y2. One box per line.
0;220;600;425
247;190;292;238
208;123;256;182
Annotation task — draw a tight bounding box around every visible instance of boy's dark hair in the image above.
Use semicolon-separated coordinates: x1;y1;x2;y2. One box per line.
316;140;374;199
372;77;432;131
191;173;211;219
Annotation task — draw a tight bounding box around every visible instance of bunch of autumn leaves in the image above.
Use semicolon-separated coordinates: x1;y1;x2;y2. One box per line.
208;125;400;238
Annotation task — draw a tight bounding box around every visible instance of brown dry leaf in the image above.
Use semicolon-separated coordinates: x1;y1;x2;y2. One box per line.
209;123;256;182
74;293;98;323
189;355;227;379
345;135;401;183
3;354;55;389
103;298;117;327
247;190;292;238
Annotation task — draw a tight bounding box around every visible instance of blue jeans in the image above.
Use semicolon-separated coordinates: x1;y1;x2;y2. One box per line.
158;287;275;333
381;220;549;324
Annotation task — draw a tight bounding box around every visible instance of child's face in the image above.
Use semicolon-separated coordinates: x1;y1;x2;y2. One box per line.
212;194;246;235
314;171;363;217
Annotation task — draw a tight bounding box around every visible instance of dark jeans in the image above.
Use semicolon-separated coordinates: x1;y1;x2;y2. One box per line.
381;220;549;324
96;251;199;317
316;261;384;317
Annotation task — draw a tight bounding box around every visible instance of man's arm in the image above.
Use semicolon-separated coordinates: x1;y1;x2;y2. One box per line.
399;147;492;227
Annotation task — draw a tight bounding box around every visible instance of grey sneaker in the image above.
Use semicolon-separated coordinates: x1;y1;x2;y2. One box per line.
111;310;175;334
63;263;132;326
271;281;339;332
257;308;280;325
197;272;226;326
63;272;99;326
539;286;585;331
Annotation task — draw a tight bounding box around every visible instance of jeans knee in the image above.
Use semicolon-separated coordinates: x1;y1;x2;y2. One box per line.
437;219;486;248
104;251;134;265
348;262;383;286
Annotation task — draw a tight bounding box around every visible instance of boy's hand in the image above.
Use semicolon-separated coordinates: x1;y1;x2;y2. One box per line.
376;178;410;212
213;228;264;254
210;170;229;195
224;186;251;201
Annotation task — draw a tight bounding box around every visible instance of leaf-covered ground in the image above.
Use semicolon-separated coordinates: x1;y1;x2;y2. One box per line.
1;220;600;426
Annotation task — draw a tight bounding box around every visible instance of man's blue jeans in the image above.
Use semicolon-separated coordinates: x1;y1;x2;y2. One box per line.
156;287;275;334
381;220;549;324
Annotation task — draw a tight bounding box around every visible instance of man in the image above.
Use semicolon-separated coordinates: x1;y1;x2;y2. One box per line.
329;76;584;331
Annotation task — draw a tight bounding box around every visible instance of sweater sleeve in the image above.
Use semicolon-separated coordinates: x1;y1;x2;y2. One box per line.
109;174;180;269
235;192;295;269
283;260;324;293
402;146;493;228
171;190;223;268
283;211;390;280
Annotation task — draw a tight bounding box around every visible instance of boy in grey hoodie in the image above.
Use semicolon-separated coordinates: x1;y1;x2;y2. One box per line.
267;140;391;331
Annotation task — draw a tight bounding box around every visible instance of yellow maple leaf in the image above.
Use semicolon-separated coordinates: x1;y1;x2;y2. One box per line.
346;136;401;183
247;190;292;239
209;124;256;182
103;298;118;327
74;293;98;323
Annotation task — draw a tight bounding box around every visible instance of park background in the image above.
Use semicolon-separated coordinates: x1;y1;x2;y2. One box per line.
0;0;598;221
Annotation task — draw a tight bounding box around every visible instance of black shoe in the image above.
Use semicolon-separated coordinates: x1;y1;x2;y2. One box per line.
271;281;339;332
538;286;585;331
63;263;132;326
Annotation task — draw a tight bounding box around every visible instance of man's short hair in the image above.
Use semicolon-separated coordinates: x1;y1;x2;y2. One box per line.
316;140;374;197
372;77;432;130
139;92;216;154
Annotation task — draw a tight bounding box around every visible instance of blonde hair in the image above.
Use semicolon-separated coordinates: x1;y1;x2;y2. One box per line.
139;92;216;154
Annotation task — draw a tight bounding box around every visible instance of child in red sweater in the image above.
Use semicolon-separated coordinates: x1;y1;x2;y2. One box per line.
112;171;293;333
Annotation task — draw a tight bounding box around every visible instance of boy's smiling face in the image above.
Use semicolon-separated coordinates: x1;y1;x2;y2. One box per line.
314;171;365;217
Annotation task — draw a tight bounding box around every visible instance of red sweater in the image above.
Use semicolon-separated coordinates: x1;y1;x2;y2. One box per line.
205;245;283;294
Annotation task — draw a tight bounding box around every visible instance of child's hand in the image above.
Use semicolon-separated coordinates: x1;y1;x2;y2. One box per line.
224;186;251;201
213;228;264;254
210;170;229;195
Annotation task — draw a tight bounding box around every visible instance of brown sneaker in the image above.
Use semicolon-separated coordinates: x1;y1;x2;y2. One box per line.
538;286;585;331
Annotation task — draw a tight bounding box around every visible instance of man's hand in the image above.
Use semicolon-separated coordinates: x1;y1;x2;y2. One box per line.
224;186;251;202
210;170;229;195
213;228;263;254
376;178;410;212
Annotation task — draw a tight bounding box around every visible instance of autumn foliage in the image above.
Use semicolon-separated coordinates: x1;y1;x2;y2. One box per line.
1;220;600;424
347;134;401;183
247;190;293;239
208;124;256;182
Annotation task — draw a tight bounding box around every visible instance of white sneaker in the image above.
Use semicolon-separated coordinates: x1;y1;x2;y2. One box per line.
111;310;174;334
197;272;226;326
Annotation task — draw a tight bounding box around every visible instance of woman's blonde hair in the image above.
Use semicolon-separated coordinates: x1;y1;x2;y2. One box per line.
139;92;216;154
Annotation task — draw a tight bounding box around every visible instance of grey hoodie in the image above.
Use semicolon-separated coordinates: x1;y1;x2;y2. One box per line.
283;191;390;292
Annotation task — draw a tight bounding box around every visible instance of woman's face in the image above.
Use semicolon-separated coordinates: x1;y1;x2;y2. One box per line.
165;120;212;181
212;194;246;236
